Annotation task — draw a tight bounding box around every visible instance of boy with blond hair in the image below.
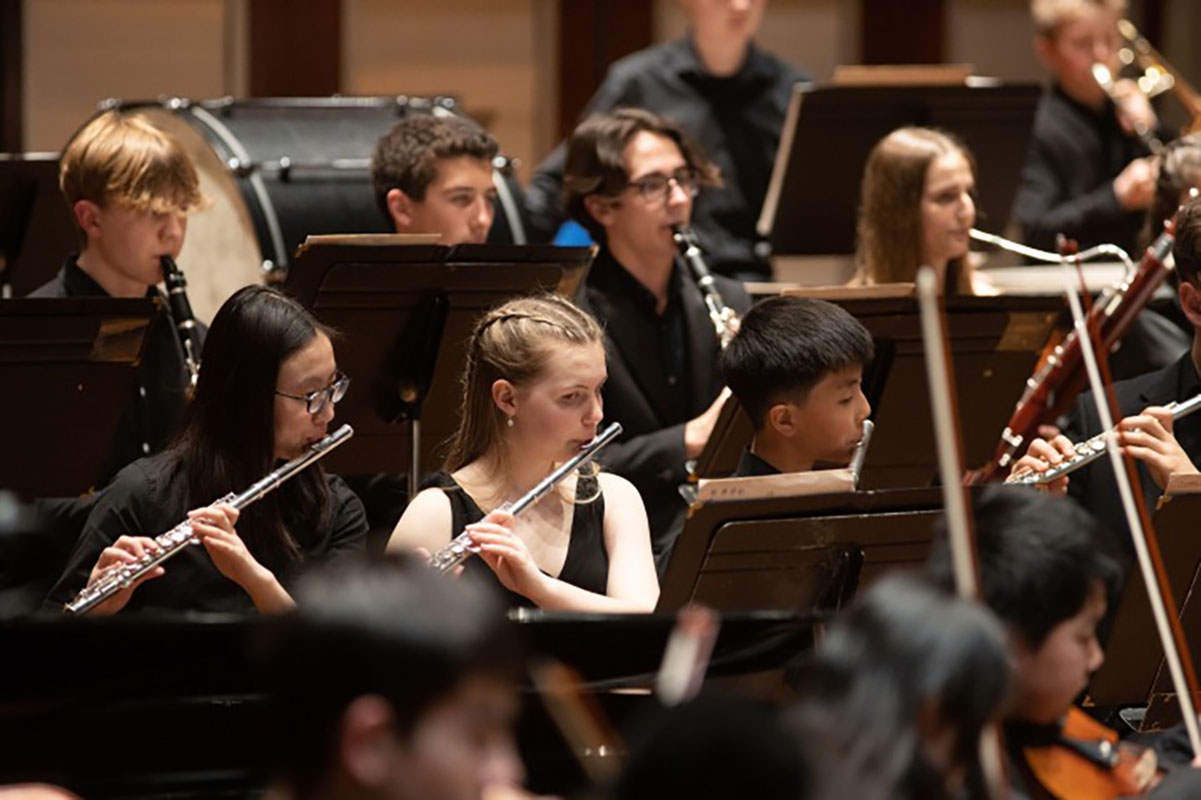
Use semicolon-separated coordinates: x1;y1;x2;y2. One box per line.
31;110;207;484
1013;0;1165;258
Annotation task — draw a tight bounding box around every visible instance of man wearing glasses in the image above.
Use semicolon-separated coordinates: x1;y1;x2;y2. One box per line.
564;108;750;566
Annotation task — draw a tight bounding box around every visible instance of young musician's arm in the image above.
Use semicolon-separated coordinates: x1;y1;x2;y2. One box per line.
385;488;454;556
597;473;659;610
42;463;160;612
190;504;294;614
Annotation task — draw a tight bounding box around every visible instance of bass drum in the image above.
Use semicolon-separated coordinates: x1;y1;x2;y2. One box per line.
114;96;529;324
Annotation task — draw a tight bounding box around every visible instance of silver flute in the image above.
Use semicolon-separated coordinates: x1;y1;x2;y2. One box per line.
1007;394;1201;486
673;225;740;349
65;424;354;614
849;419;875;488
428;421;623;574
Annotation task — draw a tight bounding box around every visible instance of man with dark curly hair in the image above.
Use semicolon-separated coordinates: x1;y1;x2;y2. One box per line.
370;114;499;244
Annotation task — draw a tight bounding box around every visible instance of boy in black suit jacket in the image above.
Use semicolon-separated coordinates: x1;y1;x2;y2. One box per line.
1013;196;1201;552
563;108;751;563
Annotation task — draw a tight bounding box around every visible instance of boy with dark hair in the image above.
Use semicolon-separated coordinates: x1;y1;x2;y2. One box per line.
928;487;1201;797
721;295;873;476
264;555;525;800
564;107;751;561
30;110;207;485
370;114;500;245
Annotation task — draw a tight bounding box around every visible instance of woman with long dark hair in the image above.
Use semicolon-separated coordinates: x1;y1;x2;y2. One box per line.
46;286;367;614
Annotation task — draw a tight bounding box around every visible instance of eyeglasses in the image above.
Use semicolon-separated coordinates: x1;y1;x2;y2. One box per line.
275;372;350;416
627;169;699;205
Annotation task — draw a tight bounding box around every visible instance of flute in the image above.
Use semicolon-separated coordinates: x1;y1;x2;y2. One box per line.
65;424;354;614
1007;394;1201;486
428;422;623;574
849;419;875;489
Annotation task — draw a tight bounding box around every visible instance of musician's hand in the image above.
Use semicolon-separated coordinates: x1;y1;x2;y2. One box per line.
684;387;731;460
82;535;166;615
1117;406;1200;490
1111;78;1159;139
1008;435;1076;495
1113;156;1157;211
468;509;547;602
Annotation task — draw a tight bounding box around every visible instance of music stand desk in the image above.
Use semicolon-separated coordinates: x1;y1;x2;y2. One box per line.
283;239;592;477
0;297;157;497
1088;490;1201;725
759;80;1040;257
693;290;1061;490
659;486;945;612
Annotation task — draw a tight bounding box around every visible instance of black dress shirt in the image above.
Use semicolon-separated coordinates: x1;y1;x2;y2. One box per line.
29;255;203;487
527;37;807;280
44;451;367;614
1012;84;1161;257
582;247;751;562
731;447;781;478
1064;352;1201;556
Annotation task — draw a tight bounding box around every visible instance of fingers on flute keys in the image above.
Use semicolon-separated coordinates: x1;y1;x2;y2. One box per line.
1010;435;1076;494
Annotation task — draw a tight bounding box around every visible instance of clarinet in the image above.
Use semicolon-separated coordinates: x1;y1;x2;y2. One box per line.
428;422;622;573
160;255;203;387
65;424;354;614
1007;393;1201;486
672;225;740;349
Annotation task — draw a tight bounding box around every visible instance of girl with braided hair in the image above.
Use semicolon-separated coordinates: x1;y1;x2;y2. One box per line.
387;294;659;611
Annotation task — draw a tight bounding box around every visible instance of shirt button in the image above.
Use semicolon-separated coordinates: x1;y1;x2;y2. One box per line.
667;375;677;386
142;442;151;454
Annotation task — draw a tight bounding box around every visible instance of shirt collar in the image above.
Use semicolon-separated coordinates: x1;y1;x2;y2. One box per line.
63;253;163;301
593;246;684;315
737;446;781;477
673;35;772;86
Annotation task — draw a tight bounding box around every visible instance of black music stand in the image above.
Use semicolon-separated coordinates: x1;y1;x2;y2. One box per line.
0;155;77;296
283;236;592;490
659;486;945;611
0;297;158;497
692;289;1062;489
1086;491;1201;728
758;80;1041;256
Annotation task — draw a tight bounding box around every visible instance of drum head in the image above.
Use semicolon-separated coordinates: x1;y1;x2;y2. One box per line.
132;107;262;325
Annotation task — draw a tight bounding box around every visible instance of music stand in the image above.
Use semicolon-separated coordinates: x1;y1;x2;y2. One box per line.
283;236;592;492
0;155;76;297
691;288;1062;489
1088;489;1201;728
659;486;945;611
758;80;1041;256
0;297;158;497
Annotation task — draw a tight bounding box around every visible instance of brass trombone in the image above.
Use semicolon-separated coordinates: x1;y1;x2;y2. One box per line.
1114;18;1201;134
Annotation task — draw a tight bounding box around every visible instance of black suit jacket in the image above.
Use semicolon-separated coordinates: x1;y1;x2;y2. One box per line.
1065;352;1201;557
582;248;751;557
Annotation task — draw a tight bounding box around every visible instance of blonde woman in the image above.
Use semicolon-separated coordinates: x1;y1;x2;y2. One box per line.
388;294;659;612
854;126;980;295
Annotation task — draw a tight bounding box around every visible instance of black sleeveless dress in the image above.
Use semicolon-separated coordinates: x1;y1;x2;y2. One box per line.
425;471;610;608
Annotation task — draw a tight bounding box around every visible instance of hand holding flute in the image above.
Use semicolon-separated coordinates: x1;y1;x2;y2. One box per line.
1008;396;1201;491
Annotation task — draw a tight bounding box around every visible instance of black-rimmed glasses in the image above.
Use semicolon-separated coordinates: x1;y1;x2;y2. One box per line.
627;169;699;205
275;372;350;416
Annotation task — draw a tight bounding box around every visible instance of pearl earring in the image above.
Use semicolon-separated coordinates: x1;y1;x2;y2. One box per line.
506;416;514;428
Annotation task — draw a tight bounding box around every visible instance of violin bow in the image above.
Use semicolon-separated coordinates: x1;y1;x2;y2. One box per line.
1057;249;1201;756
915;267;1007;794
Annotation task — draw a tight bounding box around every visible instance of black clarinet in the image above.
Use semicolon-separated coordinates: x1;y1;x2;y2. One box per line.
672;225;739;348
160;255;203;387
